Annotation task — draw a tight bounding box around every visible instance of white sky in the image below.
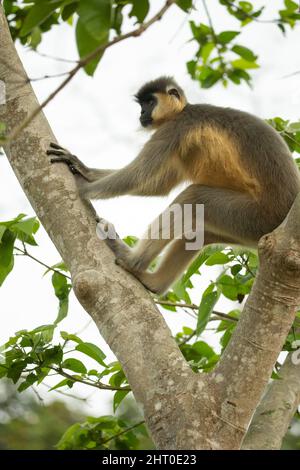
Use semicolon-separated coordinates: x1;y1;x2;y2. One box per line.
0;0;300;416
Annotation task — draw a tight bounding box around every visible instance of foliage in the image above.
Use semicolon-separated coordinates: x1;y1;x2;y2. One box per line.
187;0;300;88
0;380;84;450
1;113;300;446
3;0;300;84
56;415;147;450
1;0;300;452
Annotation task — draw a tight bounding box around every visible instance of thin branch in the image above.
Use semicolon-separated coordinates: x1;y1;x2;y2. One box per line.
242;352;300;449
14;246;71;280
27;71;71;83
156;299;238;322
5;0;176;143
26;48;79;64
100;420;145;446
223;0;279;24
50;366;131;392
41;382;89;402
202;0;227;72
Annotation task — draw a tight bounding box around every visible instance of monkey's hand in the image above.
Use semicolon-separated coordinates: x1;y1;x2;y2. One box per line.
47;142;89;178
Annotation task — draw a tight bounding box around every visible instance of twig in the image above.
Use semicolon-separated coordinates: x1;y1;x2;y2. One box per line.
14;245;71;280
156;299;238;322
6;0;176;143
202;0;227;72
51;366;131;392
41;382;89;402
26;48;79;64
222;0;279;24
100;420;145;446
27;71;71;82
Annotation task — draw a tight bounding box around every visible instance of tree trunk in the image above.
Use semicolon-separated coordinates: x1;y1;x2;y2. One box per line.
1;5;300;449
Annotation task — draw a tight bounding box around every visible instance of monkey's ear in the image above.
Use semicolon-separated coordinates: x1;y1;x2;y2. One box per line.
167;88;181;100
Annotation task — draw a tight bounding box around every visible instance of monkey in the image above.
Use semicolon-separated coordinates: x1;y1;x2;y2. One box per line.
47;76;300;295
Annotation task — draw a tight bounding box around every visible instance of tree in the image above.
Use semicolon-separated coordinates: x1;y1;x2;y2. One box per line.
1;0;300;450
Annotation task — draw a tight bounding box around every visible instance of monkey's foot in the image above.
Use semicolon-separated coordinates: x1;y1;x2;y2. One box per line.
96;218;125;256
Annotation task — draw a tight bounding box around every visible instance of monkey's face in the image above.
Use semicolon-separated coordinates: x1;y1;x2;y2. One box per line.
139;95;157;128
135;77;187;129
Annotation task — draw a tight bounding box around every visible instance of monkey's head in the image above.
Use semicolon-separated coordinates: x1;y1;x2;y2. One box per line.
135;77;187;129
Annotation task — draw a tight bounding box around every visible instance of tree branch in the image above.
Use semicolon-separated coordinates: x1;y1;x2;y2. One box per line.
0;4;196;450
2;2;300;450
4;0;176;143
242;352;300;449
204;193;300;448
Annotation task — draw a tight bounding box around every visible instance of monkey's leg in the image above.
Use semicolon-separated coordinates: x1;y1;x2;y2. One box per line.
47;143;116;182
115;184;268;294
99;189;201;272
97;215;175;273
134;232;236;295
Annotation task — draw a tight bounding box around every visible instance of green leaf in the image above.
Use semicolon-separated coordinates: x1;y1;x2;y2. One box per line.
44;261;69;276
62;358;87;374
55;297;69;325
129;0;150;23
20;1;63;36
75;342;107;367
231;58;259;69
56;423;82;449
0;229;16;286
109;369;126;388
52;272;71;324
192;341;215;358
284;0;298;10
31;324;55;343
78;0;111;41
18;373;38;392
196;290;220;335
61;1;79;21
60;331;83;344
200;69;223;88
287;122;300;133
176;0;193;12
232;44;257;61
183;244;226;283
238;1;253;13
42;346;63;366
76;17;108;76
49;378;70;391
0;226;7;243
7;360;27;384
113;390;130;413
13;217;39;237
205;252;230;266
217;30;240;44
200;42;215;64
217;274;239;300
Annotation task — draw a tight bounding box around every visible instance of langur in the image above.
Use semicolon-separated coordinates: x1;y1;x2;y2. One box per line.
47;76;300;294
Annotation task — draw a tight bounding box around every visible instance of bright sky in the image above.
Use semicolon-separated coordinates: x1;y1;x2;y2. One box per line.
0;0;300;416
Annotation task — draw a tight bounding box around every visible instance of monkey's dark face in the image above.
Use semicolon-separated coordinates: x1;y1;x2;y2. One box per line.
135;77;187;129
139;95;157;128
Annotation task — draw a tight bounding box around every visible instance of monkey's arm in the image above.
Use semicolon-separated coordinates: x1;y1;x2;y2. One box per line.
47;143;116;182
77;136;180;200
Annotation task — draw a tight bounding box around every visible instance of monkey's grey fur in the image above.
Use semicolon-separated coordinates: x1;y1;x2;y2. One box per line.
47;77;300;295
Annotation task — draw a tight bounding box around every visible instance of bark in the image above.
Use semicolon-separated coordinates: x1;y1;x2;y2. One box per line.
242;352;300;449
0;5;195;449
1;4;300;449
